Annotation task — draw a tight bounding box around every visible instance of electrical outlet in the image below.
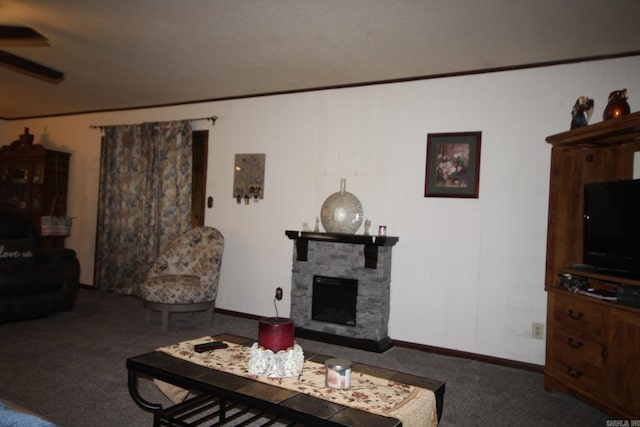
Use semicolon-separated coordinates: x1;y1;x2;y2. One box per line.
275;287;283;301
532;322;544;339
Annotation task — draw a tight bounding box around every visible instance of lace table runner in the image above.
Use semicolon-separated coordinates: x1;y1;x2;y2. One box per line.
157;337;438;427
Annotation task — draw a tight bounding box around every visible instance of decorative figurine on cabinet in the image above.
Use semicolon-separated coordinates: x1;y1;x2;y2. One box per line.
364;219;371;236
603;88;630;120
570;96;594;129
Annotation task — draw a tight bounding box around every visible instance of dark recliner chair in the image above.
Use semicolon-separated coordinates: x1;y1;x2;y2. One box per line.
0;207;80;323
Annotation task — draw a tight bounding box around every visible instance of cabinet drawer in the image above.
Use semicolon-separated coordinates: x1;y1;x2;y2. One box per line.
551;293;604;340
551;328;603;368
548;356;603;397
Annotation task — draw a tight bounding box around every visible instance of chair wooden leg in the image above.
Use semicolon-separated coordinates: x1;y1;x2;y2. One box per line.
161;305;170;332
206;301;215;326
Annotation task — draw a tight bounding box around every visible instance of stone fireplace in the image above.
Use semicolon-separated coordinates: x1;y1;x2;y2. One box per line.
286;231;398;352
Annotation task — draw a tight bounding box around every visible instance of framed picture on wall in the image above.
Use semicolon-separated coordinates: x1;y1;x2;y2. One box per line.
424;131;482;198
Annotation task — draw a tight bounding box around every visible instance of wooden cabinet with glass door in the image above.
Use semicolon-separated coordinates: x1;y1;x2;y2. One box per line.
0;128;70;247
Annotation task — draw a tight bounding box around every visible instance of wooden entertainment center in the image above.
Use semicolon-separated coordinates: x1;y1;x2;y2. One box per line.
544;111;640;418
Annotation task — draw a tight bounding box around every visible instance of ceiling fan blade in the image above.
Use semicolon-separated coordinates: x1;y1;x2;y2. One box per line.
0;25;49;46
0;50;64;83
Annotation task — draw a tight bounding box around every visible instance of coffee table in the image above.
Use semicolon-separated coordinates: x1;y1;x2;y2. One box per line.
127;333;445;426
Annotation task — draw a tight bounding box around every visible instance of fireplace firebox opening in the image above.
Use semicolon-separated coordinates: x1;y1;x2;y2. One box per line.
311;275;358;326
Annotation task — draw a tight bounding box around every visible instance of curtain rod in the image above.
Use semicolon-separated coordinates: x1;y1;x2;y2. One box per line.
90;115;218;130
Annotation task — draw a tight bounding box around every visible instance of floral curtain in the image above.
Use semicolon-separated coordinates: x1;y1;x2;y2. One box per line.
94;121;193;294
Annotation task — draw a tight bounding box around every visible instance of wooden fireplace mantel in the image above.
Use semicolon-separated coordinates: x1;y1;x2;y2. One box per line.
285;230;399;269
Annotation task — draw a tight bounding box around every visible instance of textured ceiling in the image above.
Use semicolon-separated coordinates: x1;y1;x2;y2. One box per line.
1;0;639;119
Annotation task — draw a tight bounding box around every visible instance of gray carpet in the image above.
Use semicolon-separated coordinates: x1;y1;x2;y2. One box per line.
0;288;610;426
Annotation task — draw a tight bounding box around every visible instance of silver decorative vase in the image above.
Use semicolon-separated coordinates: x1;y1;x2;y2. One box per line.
320;179;364;234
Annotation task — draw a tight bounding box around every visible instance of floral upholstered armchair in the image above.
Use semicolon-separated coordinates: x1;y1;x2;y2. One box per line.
138;226;224;331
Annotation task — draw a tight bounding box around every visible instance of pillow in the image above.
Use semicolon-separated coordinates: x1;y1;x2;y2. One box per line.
0;210;31;239
0;239;35;266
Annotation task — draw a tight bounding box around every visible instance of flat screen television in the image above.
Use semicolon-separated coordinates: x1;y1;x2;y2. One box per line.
583;178;640;279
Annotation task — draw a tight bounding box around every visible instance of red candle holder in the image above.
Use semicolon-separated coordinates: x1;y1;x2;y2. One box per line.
258;317;294;352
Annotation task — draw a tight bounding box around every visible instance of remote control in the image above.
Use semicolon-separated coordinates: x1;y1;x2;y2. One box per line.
194;341;228;352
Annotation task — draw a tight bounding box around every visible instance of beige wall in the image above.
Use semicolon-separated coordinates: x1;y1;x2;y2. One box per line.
3;56;639;364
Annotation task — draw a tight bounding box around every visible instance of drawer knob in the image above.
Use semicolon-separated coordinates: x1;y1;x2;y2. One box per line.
568;309;584;320
566;367;583;378
567;337;583;349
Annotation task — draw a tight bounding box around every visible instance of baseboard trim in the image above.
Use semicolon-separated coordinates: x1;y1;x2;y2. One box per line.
216;308;545;373
392;339;544;373
216;308;263;321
